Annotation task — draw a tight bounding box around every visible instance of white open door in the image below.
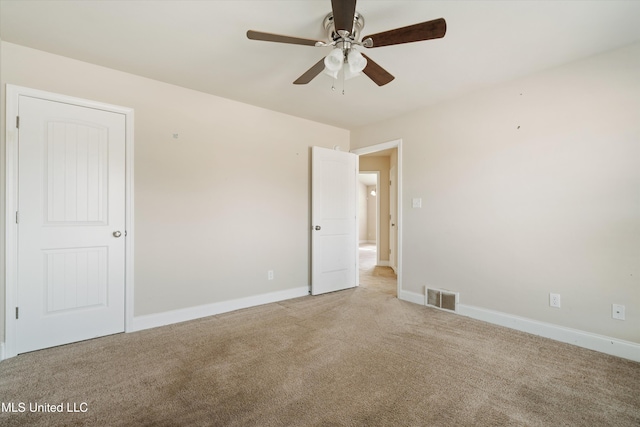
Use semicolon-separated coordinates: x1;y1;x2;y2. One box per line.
311;146;358;295
15;95;126;354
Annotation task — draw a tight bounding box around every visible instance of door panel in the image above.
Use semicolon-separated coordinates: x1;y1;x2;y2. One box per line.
45;120;108;224
17;96;126;354
44;247;108;313
311;146;358;295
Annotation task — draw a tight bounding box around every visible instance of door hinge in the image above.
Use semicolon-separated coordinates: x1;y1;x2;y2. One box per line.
16;116;20;129
16;211;19;224
16;307;19;319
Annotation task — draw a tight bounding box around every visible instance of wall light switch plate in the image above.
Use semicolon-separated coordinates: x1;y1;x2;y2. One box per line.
412;198;422;208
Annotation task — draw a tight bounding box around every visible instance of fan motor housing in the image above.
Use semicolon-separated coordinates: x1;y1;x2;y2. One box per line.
323;11;365;42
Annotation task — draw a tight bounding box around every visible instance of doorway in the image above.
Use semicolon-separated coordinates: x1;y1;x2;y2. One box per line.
352;140;402;298
358;172;396;294
358;171;379;252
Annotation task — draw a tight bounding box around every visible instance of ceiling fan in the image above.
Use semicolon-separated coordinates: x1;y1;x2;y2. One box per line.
246;0;446;87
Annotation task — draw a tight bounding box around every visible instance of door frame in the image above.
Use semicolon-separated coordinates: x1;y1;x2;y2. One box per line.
351;139;402;298
389;164;397;273
3;84;135;359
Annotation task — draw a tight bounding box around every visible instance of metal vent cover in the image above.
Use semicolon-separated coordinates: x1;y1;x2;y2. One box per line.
425;288;459;312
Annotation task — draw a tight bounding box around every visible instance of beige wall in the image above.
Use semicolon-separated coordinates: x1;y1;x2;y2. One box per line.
352;42;640;343
0;42;350;341
359;156;390;261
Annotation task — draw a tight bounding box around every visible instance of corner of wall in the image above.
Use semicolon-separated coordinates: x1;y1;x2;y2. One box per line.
398;289;424;305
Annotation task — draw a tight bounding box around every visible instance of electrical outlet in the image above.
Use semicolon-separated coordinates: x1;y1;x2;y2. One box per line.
549;293;561;308
612;304;625;320
267;270;274;281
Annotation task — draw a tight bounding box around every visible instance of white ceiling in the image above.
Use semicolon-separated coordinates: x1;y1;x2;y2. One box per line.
359;173;377;187
2;0;640;130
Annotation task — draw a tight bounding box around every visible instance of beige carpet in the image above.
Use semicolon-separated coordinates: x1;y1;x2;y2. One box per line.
1;260;639;426
358;243;397;296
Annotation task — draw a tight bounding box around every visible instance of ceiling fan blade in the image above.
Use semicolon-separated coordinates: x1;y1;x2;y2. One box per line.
361;54;394;86
363;18;446;48
331;0;357;35
293;58;326;85
247;30;321;46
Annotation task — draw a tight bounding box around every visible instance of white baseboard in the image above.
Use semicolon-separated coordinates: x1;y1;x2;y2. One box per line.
398;290;424;305
457;304;640;362
0;342;5;361
398;290;639;362
130;286;309;332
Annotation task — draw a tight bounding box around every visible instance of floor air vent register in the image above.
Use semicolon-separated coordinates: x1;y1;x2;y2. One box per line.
426;288;459;312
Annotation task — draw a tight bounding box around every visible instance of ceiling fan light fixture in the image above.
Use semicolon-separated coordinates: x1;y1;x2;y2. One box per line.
347;49;367;74
343;66;361;81
322;67;340;79
323;48;344;72
247;4;447;88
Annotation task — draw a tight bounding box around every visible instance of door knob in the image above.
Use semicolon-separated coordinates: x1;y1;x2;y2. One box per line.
314;225;321;231
113;231;122;238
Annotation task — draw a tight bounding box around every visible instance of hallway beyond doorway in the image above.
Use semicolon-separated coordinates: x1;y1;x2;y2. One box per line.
358;243;397;296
